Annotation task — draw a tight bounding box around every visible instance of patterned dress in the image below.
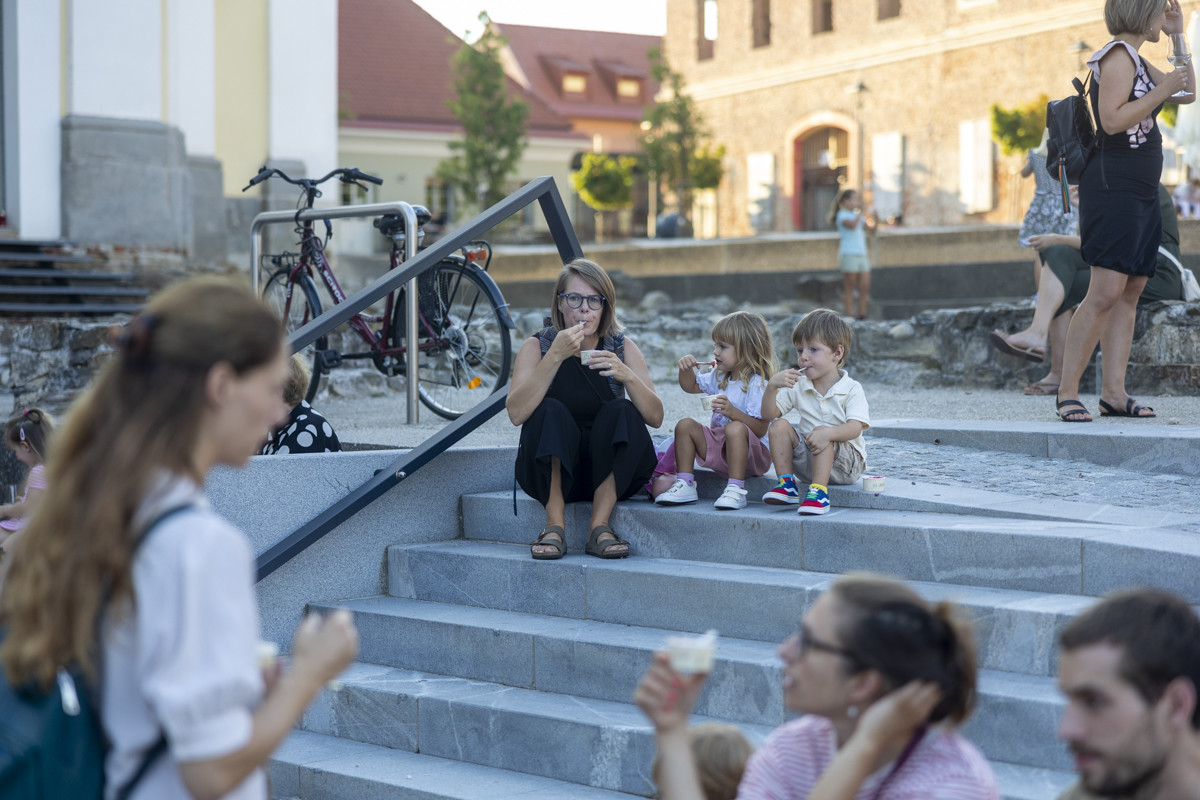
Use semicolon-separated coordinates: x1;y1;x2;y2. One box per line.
1018;151;1078;247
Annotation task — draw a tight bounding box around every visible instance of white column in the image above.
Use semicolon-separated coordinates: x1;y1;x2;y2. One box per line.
267;0;337;178
5;0;61;238
66;0;162;120
166;0;216;155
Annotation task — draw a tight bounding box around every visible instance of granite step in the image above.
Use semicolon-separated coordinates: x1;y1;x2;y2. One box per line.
271;729;642;799
461;492;1200;600
310;597;1074;773
387;539;1090;677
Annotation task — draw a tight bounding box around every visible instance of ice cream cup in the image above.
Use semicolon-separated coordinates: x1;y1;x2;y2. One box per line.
580;349;597;364
700;395;719;412
862;475;886;493
666;629;718;675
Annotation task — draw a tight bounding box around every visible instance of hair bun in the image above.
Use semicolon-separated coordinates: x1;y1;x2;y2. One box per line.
116;313;160;368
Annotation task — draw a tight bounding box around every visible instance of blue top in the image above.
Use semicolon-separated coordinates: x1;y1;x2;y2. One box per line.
836;209;867;256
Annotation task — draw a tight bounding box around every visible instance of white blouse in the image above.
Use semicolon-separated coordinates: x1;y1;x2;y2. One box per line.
101;476;266;800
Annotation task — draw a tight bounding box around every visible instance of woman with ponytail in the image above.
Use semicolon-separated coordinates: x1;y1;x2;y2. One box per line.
0;278;359;800
637;573;998;800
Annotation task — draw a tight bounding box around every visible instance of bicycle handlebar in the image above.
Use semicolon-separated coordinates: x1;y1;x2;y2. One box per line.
241;166;383;193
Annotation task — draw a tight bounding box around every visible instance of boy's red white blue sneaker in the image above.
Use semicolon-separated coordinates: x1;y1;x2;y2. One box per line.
762;479;800;505
797;485;830;515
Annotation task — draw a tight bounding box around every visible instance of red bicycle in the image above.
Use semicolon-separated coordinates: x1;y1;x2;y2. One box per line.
246;166;514;419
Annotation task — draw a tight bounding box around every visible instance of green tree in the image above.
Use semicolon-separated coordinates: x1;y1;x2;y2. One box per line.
572;153;637;211
991;95;1049;155
436;15;530;216
640;47;725;221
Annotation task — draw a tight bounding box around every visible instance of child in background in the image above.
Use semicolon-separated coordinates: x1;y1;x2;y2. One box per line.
651;722;755;800
0;408;55;542
830;188;876;321
653;311;775;510
761;309;869;515
261;354;342;455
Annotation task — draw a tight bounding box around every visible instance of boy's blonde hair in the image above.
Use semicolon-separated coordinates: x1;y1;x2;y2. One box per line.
284;354;311;407
711;311;776;391
652;723;755;800
792;308;853;367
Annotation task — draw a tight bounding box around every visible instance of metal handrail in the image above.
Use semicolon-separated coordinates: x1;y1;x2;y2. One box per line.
255;176;584;582
250;201;422;421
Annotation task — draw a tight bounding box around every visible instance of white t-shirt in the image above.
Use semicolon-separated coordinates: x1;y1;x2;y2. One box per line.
773;369;871;463
737;716;999;800
698;370;769;445
101;476;266;800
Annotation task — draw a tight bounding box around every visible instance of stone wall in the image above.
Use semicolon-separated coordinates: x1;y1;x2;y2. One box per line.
0;317;120;417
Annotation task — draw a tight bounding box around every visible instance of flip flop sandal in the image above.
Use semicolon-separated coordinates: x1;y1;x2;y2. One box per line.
586;523;630;559
1056;397;1093;422
989;330;1046;363
1023;381;1060;396
1098;398;1156;418
530;525;567;560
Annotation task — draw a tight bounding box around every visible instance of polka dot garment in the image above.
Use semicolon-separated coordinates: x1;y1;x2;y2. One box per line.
260;401;342;455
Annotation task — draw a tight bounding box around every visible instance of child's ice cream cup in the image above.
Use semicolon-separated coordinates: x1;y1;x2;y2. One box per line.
666;629;718;675
700;395;719;412
862;475;886;493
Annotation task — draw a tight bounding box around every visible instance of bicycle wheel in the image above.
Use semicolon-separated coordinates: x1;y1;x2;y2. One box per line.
389;260;513;419
263;267;328;403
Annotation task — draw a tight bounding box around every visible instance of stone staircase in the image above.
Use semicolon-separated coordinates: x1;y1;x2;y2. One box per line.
268;424;1200;800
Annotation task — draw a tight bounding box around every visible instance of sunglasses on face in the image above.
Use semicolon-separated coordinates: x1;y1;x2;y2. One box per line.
558;292;606;310
796;624;859;661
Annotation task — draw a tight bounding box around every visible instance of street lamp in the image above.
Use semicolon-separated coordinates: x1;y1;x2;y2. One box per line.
1070;40;1091;71
845;81;868;194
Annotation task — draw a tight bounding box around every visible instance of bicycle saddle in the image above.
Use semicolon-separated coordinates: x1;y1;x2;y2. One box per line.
374;205;432;237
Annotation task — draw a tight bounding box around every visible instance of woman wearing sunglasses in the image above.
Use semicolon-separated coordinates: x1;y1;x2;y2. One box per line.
507;257;663;560
636;573;999;799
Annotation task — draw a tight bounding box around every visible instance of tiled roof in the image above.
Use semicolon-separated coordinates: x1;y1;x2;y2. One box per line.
338;0;577;134
492;23;661;124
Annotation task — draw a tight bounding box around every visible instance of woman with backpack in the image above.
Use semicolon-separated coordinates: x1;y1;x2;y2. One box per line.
0;278;359;799
1055;0;1193;422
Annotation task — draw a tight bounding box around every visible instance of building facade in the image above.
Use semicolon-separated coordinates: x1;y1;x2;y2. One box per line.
663;0;1159;236
0;0;337;261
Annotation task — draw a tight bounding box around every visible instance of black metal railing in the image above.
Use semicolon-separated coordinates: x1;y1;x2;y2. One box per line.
256;176;583;581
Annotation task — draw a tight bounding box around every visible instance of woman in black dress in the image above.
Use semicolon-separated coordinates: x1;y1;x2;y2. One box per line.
507;259;663;560
1056;0;1193;422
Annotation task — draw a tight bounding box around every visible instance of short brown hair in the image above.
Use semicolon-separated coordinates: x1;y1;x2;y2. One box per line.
4;408;55;462
652;723;754;800
1061;589;1200;727
1105;0;1167;36
550;258;620;337
284;354;311;407
792;308;853;366
831;574;978;726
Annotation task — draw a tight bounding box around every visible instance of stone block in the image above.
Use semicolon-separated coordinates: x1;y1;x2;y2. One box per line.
964;671;1070;771
189;155;228;266
1083;529;1200;602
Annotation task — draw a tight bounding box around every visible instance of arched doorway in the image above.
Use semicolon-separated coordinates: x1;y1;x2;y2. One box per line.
792;126;849;231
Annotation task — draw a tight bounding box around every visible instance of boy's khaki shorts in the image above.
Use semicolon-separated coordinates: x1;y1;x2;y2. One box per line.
790;440;865;485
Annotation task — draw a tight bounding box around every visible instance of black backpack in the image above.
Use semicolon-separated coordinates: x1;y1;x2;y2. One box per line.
0;505;192;799
1046;74;1097;184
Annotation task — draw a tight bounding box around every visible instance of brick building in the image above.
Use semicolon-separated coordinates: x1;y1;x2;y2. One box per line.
662;0;1188;236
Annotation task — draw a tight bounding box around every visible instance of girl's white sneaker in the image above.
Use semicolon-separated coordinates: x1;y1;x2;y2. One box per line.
714;484;748;510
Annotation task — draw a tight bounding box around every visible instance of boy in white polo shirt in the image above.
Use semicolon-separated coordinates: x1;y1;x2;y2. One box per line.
760;309;869;515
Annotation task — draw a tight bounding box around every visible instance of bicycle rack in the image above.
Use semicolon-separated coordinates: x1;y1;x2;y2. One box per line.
256;176;583;581
250;201;423;423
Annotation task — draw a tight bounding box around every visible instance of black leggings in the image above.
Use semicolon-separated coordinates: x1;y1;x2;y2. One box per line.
515;397;656;505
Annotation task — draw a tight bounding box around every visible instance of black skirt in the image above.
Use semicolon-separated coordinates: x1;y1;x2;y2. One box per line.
515;357;655;505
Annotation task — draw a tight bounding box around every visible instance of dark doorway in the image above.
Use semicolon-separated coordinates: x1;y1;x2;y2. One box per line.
793;127;848;231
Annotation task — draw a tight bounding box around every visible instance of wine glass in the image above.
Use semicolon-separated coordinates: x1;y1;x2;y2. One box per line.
1169;33;1194;99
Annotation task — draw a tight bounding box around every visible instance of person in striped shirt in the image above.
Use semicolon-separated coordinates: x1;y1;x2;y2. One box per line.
636;573;999;800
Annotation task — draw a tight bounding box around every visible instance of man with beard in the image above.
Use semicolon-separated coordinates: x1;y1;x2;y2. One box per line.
1056;589;1200;799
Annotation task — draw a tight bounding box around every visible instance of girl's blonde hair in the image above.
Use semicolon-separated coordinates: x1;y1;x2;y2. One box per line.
711;311;775;391
284;353;312;407
0;277;283;689
1104;0;1167;36
651;723;755;800
4;408;55;462
827;188;857;226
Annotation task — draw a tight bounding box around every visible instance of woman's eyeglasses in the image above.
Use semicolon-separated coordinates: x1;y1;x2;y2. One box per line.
796;625;858;661
558;292;606;310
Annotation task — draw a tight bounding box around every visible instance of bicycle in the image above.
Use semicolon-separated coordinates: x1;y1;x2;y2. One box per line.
245;166;514;419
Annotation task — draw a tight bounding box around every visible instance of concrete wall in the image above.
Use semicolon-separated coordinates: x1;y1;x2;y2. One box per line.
214;0;269;197
206;446;518;648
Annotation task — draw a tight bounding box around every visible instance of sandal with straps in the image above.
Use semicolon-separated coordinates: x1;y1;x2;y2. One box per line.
1056;397;1092;422
530;525;566;560
1098;398;1156;418
586;523;630;559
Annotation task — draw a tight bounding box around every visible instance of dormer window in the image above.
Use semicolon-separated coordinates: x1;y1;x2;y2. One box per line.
616;77;641;100
563;73;587;95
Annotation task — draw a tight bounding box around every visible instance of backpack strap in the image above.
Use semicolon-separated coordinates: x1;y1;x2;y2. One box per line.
102;503;197;800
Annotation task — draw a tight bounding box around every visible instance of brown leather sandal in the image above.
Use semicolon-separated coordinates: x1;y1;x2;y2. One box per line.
530;525;566;560
586;523;630;559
